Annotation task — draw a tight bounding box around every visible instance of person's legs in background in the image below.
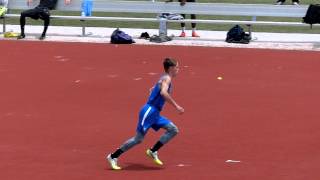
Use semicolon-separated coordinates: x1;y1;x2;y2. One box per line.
18;10;32;39
39;8;51;40
179;14;186;37
18;8;40;39
191;14;200;37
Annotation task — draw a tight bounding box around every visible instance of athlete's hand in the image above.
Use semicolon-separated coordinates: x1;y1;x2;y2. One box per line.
176;105;184;114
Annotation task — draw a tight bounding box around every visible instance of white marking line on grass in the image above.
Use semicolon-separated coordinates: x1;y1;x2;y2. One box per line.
53;55;70;62
107;74;118;78
133;77;142;81
176;163;192;167
56;58;69;62
225;160;241;163
4;112;15;116
54;55;69;62
82;67;95;70
147;72;157;76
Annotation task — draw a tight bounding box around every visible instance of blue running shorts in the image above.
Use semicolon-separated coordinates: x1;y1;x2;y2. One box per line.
136;104;171;135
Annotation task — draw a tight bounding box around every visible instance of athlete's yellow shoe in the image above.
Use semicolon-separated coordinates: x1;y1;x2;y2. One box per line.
4;31;19;38
107;154;121;170
146;149;163;165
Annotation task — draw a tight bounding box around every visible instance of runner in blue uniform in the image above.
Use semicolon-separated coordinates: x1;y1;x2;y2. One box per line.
107;58;184;170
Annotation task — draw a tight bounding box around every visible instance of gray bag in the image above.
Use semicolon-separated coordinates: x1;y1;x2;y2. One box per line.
150;35;173;43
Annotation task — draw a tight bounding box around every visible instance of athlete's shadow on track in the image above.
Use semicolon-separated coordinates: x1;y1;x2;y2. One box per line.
122;163;164;171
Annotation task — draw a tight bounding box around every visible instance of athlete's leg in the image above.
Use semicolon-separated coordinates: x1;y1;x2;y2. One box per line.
150;122;179;152
147;118;179;165
118;132;145;155
110;132;145;159
107;132;145;170
160;122;179;144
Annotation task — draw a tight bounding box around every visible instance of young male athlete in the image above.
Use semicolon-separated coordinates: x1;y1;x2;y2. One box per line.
107;58;184;170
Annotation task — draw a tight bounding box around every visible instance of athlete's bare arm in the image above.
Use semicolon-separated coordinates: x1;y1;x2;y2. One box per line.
160;76;184;114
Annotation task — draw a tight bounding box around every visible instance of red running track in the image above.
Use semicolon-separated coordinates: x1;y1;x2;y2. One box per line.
0;40;320;180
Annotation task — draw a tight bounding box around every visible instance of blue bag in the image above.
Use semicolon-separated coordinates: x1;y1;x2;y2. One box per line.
226;25;251;44
110;29;135;44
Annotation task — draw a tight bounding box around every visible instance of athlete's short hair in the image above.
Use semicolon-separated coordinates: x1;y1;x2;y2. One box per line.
163;58;177;72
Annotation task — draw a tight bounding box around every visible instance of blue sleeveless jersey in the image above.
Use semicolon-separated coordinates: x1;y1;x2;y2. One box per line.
146;76;172;111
